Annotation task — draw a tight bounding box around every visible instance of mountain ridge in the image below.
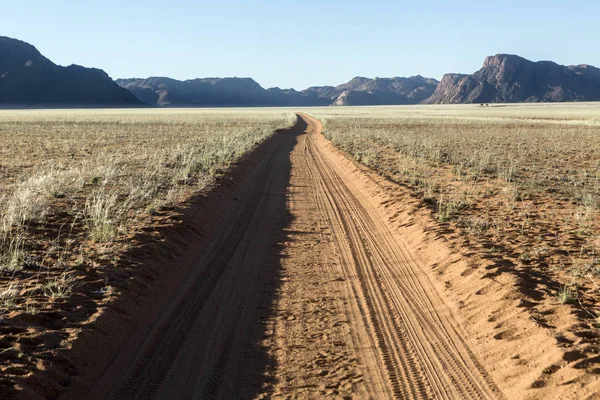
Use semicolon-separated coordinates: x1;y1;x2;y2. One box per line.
116;75;439;107
0;36;143;107
4;36;600;108
423;54;600;104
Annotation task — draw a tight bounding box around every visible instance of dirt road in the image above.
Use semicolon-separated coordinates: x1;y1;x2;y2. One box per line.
66;115;501;399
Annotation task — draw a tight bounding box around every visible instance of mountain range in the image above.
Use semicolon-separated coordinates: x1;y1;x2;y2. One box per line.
116;75;439;107
2;35;600;108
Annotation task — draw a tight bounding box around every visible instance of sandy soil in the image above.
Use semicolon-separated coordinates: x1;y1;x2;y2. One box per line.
254;115;501;399
18;114;599;399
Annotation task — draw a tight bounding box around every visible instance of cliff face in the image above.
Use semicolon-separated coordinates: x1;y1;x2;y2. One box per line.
423;54;600;104
0;36;143;107
421;74;469;104
118;75;439;107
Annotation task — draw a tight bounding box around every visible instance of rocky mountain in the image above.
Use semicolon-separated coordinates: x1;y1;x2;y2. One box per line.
333;75;438;105
10;35;599;108
117;77;280;107
0;36;143;107
117;75;439;107
423;54;600;104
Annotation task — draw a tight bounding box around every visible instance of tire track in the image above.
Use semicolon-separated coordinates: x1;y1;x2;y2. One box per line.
79;119;301;400
70;114;503;400
301;114;502;399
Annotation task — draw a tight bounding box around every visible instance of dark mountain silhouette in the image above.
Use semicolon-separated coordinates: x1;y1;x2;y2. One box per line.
0;36;143;107
116;77;279;107
6;36;600;108
423;54;600;104
116;75;439;107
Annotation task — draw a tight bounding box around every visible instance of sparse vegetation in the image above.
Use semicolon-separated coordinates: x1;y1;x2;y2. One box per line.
0;108;294;326
310;103;600;322
2;110;292;235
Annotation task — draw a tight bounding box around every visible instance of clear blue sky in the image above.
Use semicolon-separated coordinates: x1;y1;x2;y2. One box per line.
2;0;598;90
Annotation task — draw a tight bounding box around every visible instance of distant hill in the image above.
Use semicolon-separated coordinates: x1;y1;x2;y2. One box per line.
333;76;439;105
117;76;439;107
0;36;143;107
116;77;279;107
423;54;600;104
6;35;599;108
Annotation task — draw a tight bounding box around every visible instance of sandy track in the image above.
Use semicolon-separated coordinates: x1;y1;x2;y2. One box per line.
65;115;501;399
73;118;300;400
275;115;500;399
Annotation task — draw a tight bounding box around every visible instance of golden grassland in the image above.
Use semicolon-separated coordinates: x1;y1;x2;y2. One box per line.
309;103;600;324
0;108;295;312
0;108;295;394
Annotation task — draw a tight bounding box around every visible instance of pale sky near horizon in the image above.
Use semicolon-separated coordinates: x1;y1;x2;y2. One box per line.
1;1;598;90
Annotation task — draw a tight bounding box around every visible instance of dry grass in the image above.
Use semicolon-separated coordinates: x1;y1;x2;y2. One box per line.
313;105;600;204
0;108;295;395
308;103;600;325
0;108;295;314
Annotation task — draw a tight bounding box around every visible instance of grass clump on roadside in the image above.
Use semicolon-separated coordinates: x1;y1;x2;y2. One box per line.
436;193;468;223
84;189;122;243
556;285;578;304
0;233;25;272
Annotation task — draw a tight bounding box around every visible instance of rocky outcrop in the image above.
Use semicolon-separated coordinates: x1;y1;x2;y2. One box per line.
421;74;469;104
423;54;600;104
0;36;143;107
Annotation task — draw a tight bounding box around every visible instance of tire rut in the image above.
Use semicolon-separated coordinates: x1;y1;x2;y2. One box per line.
301;115;502;399
73;114;503;400
80;119;301;400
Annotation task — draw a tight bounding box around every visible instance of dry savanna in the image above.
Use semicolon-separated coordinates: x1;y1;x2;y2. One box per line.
0;109;295;397
1;104;600;399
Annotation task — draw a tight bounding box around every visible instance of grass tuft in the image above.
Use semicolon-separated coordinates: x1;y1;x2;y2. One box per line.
556;285;578;304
